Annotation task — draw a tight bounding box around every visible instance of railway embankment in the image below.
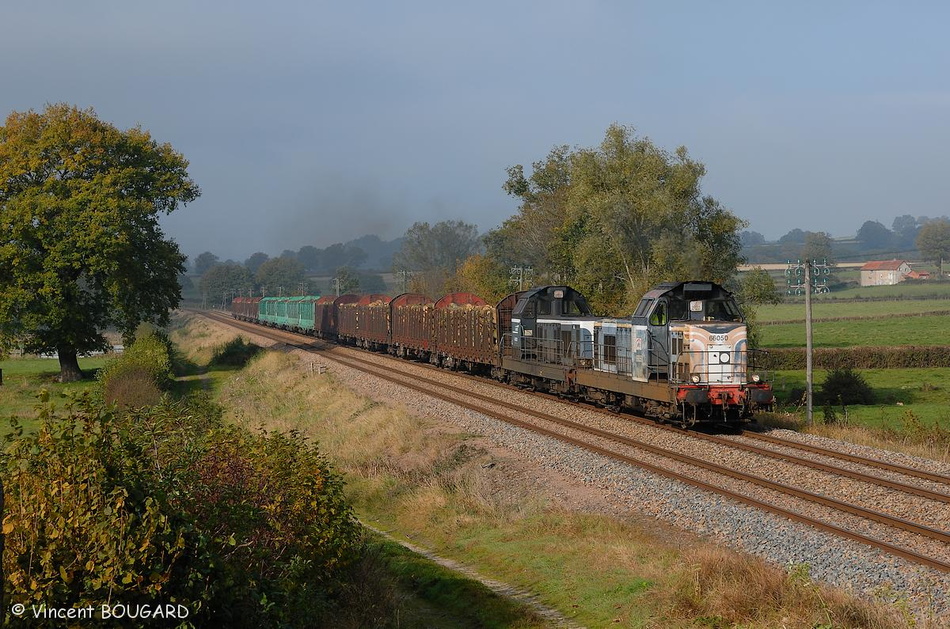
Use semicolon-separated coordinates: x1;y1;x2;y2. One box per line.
186;310;940;628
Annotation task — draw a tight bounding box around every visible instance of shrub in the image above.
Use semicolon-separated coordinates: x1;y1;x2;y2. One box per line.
173;425;362;626
210;337;262;368
1;397;195;615
98;332;174;408
2;394;363;627
819;367;875;405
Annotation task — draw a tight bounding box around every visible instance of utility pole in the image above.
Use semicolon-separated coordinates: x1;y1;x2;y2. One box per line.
786;259;830;424
333;277;341;296
396;270;411;293
509;266;533;291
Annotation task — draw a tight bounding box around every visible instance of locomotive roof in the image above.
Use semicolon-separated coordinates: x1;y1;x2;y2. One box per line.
512;285;593;317
641;281;733;301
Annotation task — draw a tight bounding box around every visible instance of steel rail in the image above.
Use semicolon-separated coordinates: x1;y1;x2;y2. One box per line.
740;429;950;486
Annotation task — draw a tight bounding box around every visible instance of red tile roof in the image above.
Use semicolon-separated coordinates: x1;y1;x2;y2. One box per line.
860;260;908;271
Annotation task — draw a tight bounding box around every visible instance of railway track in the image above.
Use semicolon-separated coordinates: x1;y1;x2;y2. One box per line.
196;310;950;574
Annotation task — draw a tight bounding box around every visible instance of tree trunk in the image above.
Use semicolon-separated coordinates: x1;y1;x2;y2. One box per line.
58;347;84;382
0;477;4;615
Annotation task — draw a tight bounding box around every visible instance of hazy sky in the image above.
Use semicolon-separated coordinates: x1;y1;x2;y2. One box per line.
3;2;949;262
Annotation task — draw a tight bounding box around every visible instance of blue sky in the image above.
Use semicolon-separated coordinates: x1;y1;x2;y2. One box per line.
3;1;949;262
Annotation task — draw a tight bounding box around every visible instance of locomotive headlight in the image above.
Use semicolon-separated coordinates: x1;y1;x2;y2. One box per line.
691;374;701;384
752;374;762;383
719;352;730;364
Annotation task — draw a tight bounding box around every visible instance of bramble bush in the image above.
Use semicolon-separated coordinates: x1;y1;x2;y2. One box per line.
2;393;363;627
98;331;174;408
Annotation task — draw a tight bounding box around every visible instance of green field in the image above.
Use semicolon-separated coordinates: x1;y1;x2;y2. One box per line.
0;357;110;432
814;280;950;300
758;313;943;348
770;367;950;428
752;291;950;435
756;298;950;322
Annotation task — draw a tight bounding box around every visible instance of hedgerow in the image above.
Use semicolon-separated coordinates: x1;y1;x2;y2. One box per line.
759;346;950;370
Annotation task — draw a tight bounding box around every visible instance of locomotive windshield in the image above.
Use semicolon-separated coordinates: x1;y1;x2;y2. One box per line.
664;297;741;322
689;298;742;322
632;281;744;325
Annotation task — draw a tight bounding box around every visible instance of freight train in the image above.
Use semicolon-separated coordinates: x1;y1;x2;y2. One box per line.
230;282;773;426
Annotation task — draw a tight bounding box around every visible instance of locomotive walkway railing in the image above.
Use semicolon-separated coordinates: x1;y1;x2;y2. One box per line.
501;333;770;385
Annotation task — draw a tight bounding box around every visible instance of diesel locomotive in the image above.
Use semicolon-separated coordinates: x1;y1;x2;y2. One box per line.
231;281;773;426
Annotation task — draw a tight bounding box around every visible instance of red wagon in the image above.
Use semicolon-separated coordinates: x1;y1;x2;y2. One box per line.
230;296;261;321
338;294;392;348
433;293;498;367
390;293;434;357
314;294;359;338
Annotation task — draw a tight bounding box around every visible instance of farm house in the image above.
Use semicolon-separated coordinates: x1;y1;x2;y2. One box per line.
859;260;917;286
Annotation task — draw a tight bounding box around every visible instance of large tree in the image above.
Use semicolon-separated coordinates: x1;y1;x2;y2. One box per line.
892;214;920;249
916;218;950;276
856;220;893;249
499;124;745;313
801;231;835;265
0;104;199;381
193;251;219;275
244;251;270;274
200;263;254;307
255;256;306;296
393;220;481;296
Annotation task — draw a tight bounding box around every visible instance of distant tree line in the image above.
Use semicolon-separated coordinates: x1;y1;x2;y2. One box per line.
740;215;950;267
193;237;401;305
196;255;389;306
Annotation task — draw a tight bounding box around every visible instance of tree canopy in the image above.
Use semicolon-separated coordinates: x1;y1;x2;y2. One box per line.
255;256;307;296
244;251;270;274
393;220;481;297
194;251;219;275
200;263;254;307
493;124;745;313
916;218;950;275
856;220;893;249
0;103;200;381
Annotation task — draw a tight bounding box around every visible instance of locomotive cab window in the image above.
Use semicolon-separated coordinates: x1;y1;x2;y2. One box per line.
538;299;552;316
562;299;583;316
668;299;688;321
649;302;667;326
633;299;653;319
703;299;742;322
